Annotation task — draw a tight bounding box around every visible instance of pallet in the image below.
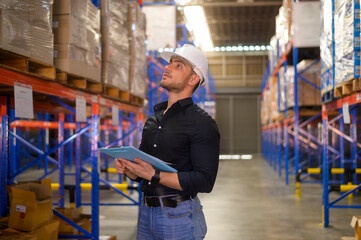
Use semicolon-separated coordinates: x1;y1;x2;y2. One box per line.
321;90;335;104
334;78;361;98
287;107;321;118
0;48;55;80
56;71;102;93
102;84;130;102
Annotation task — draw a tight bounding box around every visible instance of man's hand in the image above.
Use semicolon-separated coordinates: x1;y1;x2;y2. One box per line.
114;158;138;180
118;158;155;181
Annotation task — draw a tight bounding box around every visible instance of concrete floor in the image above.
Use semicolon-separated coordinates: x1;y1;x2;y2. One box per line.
15;155;361;239
91;155;361;239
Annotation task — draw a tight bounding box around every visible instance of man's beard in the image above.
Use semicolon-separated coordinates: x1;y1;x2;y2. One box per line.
160;71;194;93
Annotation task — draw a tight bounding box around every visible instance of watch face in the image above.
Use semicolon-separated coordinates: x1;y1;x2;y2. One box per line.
151;170;160;184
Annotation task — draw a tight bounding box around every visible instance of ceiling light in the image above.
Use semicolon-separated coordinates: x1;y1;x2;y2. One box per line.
214;47;220;51
267;45;272;50
261;45;266;50
220;46;226;51
226;46;232;51
255;46;261;51
184;6;213;51
249;46;255;51
238;46;243;51
231;46;237;51
240;155;253;160
243;46;249;51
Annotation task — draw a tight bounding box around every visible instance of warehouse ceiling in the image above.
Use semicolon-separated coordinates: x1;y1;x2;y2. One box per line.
146;0;282;47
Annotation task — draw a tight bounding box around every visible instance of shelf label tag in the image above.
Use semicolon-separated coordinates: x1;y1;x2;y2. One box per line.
76;96;87;122
342;102;350;124
357;94;361;102
14;82;34;119
112;105;119;126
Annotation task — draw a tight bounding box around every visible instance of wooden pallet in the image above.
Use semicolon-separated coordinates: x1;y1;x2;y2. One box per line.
334;79;361;98
56;71;102;93
0;48;55;80
102;84;130;102
287;107;321;118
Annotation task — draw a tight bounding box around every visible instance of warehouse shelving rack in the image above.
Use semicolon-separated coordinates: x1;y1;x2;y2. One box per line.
0;66;144;240
262;40;323;194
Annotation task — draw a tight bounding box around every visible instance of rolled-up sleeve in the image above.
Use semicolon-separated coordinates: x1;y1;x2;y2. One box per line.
178;117;220;194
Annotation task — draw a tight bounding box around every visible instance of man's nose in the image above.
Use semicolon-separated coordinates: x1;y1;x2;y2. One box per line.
164;64;171;72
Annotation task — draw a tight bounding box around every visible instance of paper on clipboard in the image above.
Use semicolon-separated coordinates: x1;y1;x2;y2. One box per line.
99;146;177;173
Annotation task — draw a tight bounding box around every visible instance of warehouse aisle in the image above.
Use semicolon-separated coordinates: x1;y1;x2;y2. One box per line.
97;155;361;239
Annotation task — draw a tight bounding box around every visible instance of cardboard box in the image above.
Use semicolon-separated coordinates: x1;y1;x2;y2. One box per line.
351;216;361;240
54;207;86;234
0;228;37;240
7;182;52;232
29;220;59;240
340;237;356;240
53;0;87;20
54;44;87;77
53;15;87;48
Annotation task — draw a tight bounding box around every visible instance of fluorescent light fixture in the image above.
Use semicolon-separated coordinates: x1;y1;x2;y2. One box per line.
220;46;226;51
231;46;237;51
226;46;232;51
249;46;255;51
267;45;272;50
261;45;266;50
214;47;220;51
238;46;243;51
240;155;253;160
255;46;261;51
243;46;249;51
184;6;213;51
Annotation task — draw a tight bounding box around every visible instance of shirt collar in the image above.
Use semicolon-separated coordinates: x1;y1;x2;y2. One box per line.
153;97;194;112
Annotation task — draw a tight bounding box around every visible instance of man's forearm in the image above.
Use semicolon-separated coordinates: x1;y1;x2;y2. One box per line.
125;170;138;181
159;172;183;191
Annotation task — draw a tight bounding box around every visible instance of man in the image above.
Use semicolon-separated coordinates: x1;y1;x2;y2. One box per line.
115;44;220;240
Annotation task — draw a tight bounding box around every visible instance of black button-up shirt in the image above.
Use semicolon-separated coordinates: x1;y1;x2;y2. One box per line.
139;97;220;196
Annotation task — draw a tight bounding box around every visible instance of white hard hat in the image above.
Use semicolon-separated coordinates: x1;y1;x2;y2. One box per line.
160;44;208;86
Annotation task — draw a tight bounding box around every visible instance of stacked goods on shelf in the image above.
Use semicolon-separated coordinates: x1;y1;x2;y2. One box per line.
0;0;53;65
286;60;321;108
4;179;60;239
268;36;278;72
101;0;130;94
279;66;286;111
275;6;290;58
261;88;271;125
53;0;101;82
334;0;360;88
270;76;282;121
320;0;333;94
128;1;148;99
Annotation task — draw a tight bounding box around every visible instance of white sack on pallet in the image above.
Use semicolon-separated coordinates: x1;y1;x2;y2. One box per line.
292;1;320;48
334;0;344;86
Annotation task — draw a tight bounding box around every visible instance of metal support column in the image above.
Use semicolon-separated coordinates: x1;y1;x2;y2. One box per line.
0;97;9;217
322;106;330;227
293;46;300;181
58;113;65;208
75;122;81;208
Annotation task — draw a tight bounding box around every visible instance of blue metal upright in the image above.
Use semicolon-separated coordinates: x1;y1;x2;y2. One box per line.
58;113;65;208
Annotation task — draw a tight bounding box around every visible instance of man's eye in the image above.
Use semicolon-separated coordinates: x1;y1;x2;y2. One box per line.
177;64;182;69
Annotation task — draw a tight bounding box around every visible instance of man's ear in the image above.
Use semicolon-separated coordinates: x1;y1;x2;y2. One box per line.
188;74;200;87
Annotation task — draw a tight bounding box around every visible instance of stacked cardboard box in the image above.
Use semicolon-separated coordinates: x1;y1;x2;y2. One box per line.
5;179;59;240
100;0;129;91
128;1;148;99
53;0;101;82
286;60;321;109
0;0;53;65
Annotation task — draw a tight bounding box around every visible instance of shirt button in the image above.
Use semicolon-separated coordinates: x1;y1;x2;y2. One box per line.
154;144;157;147
158;126;161;129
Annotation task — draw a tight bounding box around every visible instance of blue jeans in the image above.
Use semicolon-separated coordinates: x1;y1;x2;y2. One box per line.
136;196;207;240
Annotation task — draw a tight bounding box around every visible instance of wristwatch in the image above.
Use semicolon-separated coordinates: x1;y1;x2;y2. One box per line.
150;169;160;185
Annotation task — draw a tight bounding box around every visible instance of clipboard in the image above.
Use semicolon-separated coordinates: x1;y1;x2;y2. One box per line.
99;146;177;173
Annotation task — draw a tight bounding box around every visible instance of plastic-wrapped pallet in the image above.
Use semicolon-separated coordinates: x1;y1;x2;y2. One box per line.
53;0;101;82
279;66;286;112
334;0;360;85
275;6;289;57
100;0;129;91
286;60;321;109
128;1;148;99
0;0;54;65
320;0;333;94
269;36;278;72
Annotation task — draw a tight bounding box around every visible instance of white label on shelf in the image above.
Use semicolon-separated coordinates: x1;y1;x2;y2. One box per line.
99;98;106;105
15;205;26;213
357;94;361;102
342;102;350;124
14;82;34;119
112;105;119;126
76;96;87;122
91;96;98;103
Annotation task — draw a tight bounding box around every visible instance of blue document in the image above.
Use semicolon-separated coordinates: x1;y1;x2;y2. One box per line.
99;146;177;173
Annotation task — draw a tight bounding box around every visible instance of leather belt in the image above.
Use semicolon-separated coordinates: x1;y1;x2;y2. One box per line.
143;195;196;208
